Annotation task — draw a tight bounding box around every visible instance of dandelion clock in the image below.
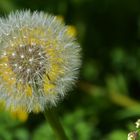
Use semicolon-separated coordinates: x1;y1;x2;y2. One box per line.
0;10;81;140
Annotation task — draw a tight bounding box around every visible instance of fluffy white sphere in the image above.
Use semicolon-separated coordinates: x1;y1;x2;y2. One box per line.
0;10;81;112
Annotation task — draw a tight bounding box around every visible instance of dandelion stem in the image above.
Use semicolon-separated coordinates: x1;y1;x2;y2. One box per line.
44;108;69;140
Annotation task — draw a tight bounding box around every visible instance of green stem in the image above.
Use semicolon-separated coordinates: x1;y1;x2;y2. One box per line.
44;108;69;140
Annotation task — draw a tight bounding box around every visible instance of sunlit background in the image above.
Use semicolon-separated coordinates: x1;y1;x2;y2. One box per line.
0;0;140;140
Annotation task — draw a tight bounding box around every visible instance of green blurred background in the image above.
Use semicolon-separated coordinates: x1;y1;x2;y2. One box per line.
1;0;140;140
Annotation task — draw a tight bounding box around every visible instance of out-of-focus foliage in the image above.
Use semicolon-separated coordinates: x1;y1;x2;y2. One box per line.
0;0;140;140
0;107;29;140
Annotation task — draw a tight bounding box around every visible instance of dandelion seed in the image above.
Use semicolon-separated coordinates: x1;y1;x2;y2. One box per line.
23;36;27;39
3;52;6;56
18;66;22;69
19;44;23;47
12;53;16;57
38;52;41;56
28;48;32;52
29;58;33;61
0;10;81;112
20;55;24;59
27;69;31;73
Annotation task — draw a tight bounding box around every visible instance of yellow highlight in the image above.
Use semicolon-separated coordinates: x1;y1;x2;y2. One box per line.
16;84;33;97
12;27;47;47
67;25;77;37
11;109;28;122
0;56;8;63
33;104;41;113
25;85;32;96
0;101;28;122
56;15;64;23
45;40;65;82
43;75;55;93
44;82;55;93
49;64;64;81
0;56;16;91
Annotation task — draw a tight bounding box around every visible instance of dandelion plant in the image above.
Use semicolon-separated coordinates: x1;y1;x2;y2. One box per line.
0;10;81;140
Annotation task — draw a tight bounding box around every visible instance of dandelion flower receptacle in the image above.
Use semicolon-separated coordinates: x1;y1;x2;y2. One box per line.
0;11;81;113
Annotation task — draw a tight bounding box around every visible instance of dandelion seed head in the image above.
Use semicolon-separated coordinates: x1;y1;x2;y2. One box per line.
0;10;81;112
135;119;140;128
128;132;138;140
